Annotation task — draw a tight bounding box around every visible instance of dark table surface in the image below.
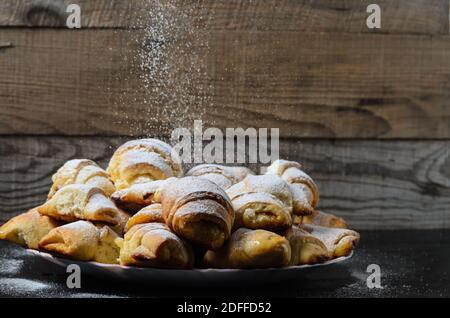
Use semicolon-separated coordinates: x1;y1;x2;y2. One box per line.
1;230;449;298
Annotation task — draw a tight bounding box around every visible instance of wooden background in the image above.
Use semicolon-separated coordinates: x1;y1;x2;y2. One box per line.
0;0;449;229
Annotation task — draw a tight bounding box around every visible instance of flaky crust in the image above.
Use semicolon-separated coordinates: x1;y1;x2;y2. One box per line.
187;164;253;190
0;208;60;249
48;159;115;199
267;160;319;216
284;226;330;265
226;174;293;231
301;210;348;229
111;179;171;214
105;209;131;236
107;139;183;190
125;204;165;233
204;228;291;269
120;222;194;269
300;224;360;258
160;177;234;250
39;221;122;264
38;184;120;225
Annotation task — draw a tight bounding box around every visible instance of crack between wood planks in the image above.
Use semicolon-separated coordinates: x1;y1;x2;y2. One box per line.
0;42;13;51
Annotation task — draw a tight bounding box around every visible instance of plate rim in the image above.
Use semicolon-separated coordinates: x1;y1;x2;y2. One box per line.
27;248;353;273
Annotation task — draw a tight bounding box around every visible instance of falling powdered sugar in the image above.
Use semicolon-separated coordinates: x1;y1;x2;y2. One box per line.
116;0;212;137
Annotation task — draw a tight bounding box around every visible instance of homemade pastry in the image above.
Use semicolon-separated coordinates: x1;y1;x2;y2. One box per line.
301;224;360;258
0;208;60;249
48;159;115;199
111;179;171;214
38;184;120;225
300;210;348;229
226;174;293;231
187;164;253;190
203;228;291;269
39;221;122;264
107;139;183;190
0;135;361;271
267;160;319;216
121;204;193;268
284;226;330;265
160;177;234;250
106;209;131;236
125;203;164;232
120;205;194;269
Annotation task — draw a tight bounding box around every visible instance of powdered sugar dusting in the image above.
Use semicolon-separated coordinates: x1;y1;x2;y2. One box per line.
162;177;229;201
0;278;49;295
0;259;24;275
227;174;293;208
230;192;286;211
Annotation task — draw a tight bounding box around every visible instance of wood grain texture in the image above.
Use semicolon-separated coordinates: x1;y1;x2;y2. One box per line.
1;28;450;138
0;0;448;35
0;136;449;230
0;0;144;28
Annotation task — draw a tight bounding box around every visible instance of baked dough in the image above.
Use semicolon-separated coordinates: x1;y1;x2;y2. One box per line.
267;160;319;216
204;228;291;269
301;224;359;258
48;159;115;199
187;164;253;190
0;208;60;249
38;184;120;225
125;203;164;233
111;179;171;214
300;210;348;229
160;177;234;250
120;222;194;269
107;139;183;190
284;225;330;265
104;209;131;236
39;221;122;264
226;174;293;231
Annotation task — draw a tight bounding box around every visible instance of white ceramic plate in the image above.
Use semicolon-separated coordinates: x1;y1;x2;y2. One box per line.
28;249;353;286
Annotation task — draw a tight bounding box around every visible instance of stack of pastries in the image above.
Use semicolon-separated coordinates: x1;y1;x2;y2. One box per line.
0;139;359;269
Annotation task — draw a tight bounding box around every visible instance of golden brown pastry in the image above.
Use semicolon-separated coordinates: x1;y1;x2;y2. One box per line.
107;139;183;190
301;224;359;258
300;210;348;229
120;222;194;269
284;226;330;265
106;209;131;236
124;203;165;233
0;208;60;249
226;174;293;232
160;177;234;250
203;228;291;269
266;160;319;216
111;179;171;214
187;164;253;190
39;221;122;264
121;203;193;268
48;159;115;199
38;184;120;225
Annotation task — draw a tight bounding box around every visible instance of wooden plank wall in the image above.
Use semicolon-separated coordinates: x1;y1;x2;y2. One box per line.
0;0;449;229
